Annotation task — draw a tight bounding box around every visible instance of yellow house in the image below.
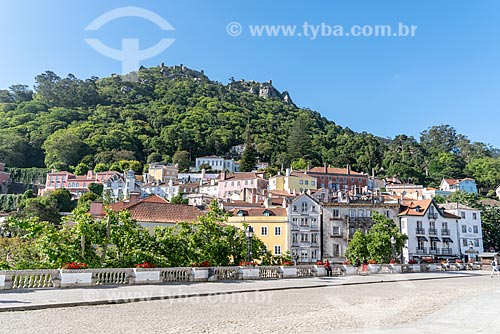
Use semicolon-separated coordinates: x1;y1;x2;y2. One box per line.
147;163;178;183
227;208;289;257
269;169;317;194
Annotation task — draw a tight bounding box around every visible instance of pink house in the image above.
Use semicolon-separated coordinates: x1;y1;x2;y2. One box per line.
217;172;268;203
42;170;121;198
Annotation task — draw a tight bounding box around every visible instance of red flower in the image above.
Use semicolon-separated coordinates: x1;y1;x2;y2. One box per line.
135;262;157;268
62;262;88;269
282;261;295;266
192;261;211;267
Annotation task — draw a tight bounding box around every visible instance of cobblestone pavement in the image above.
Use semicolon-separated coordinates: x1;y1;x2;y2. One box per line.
0;273;498;334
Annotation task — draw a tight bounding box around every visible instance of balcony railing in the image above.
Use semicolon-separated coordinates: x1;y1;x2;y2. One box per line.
291;225;299;231
428;228;438;235
416;247;428;254
416;228;425;234
429;248;440;254
441;248;453;255
441;229;450;236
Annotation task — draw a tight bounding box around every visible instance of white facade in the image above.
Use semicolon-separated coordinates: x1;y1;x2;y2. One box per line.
288;194;322;263
102;170;141;202
141;181;180;201
440;203;483;261
322;203;400;263
400;200;461;262
195;156;237;172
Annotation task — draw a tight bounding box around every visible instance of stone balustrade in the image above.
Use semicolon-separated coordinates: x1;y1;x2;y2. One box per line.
0;263;483;291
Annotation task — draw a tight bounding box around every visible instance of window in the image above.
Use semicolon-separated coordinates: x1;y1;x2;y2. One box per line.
301;250;308;259
462;225;467;233
417;240;425;250
462;239;468;247
311;205;316;212
442;222;448;229
311;181;315;186
292;234;298;243
473;213;477;220
292;218;298;225
311;233;318;244
261;226;268;236
274;226;281;236
431;241;437;250
351;177;355;182
299;180;303;185
293;205;297;212
332;226;340;235
332;244;340;257
263;210;270;217
366;210;372;217
349;209;356;217
385;210;390;218
461;212;465;219
311;218;317;226
301;202;308;212
358;177;362;182
300;233;309;242
274;245;282;255
474;239;479;247
311;249;318;260
332;209;340;217
358;209;365;218
473;225;479;234
300;218;309;226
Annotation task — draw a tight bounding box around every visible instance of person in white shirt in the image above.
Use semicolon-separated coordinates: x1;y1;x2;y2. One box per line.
490;258;499;278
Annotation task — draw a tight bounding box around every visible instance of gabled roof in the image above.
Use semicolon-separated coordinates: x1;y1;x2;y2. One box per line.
399;199;460;219
290;193;320;206
220;172;266;181
290;171;316;179
307;167;365;176
442;178;476;186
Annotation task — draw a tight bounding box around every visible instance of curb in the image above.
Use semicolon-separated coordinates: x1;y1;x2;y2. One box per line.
0;272;485;313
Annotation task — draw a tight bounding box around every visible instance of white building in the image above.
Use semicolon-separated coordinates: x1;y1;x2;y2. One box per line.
141;180;180;201
322;201;400;263
195;155;237;172
399;199;461;262
440;203;483;261
288;194;322;263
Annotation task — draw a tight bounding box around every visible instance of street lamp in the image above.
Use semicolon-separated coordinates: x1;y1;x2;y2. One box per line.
245;226;254;263
390;236;396;261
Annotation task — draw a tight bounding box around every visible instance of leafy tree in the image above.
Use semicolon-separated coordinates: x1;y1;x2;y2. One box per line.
43;128;88;170
345;230;369;262
73;162;89;176
240;125;258;172
291;158;308;170
173;150;190;171
88;183;104;196
170;194;188;204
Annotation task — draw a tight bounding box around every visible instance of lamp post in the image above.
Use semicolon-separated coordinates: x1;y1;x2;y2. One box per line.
245;226;254;263
390;236;396;262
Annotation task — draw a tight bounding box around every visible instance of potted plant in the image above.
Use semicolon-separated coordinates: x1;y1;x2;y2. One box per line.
408;259;421;272
389;259;402;273
424;259;437;271
238;261;260;279
313;260;327;277
191;261;211;282
368;260;379;274
279;261;297;278
133;262;161;284
60;262;93;287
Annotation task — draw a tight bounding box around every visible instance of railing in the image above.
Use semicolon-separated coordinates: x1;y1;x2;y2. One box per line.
416;247;428;254
9;270;58;289
296;265;314;277
213;267;238;280
428;228;438;235
428;213;438;219
161;267;192;282
258;266;281;279
441;229;450;236
429;248;440;255
441;248;453;255
416;228;425;234
94;268;131;285
291;225;299;231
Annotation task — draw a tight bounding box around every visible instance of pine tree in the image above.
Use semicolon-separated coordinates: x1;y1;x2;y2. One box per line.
239;123;258;172
287;113;313;162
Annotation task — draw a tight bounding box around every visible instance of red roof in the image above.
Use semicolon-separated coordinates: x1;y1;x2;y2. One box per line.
231;208;287;216
307;167;365;176
108;195;202;223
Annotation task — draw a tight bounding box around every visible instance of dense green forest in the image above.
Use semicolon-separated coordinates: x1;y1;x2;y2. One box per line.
1;64;499;190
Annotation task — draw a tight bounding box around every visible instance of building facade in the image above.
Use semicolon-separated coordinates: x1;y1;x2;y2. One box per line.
145;163;178;183
399;199;461;262
306;165;368;194
269;169;317;194
0;162;11;194
288;194;322;263
440;178;478;194
195;156;237;173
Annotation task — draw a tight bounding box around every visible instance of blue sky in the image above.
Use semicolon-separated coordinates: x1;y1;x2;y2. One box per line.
1;1;499;147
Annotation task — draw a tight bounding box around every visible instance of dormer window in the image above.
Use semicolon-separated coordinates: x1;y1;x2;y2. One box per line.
263;210;271;217
237;210;245;216
415;206;421;212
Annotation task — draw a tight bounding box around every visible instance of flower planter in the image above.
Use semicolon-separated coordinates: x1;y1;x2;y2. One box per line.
390;264;402;273
279;266;297;278
239;266;260;280
313;265;327;277
368;264;379;274
191;267;210;282
343;265;358;275
133;268;161;284
427;264;437;272
411;264;421;272
60;269;93;287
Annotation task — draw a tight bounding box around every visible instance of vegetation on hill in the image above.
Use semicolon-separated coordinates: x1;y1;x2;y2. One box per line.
0;65;499;189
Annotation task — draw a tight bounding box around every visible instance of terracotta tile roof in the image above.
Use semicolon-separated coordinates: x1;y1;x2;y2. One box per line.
108;195;202;223
399;199;432;216
231;208;287;216
443;178;460;185
269;190;296;197
307;167;365;176
290;171;316;179
221;172;266;181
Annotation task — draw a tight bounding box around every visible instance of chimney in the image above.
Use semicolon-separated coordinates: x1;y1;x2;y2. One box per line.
347;164;351;175
264;197;270;208
324;162;328;174
285;168;290;177
220;170;226;181
90;202;104;217
129;192;141;204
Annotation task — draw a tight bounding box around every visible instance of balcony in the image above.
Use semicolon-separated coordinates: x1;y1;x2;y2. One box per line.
310;225;320;232
429;248;440;255
416;228;425;234
291;225;299;231
428;212;438;220
428;228;438;235
441;248;453;255
416;247;428;254
441;229;450;236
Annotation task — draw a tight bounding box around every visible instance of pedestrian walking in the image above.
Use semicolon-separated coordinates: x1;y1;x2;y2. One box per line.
491;258;499;278
324;259;332;276
355;257;361;274
362;258;368;273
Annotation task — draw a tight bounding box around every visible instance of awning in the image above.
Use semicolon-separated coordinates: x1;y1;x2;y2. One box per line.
430;236;441;242
417;236;428;242
442;237;453;243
